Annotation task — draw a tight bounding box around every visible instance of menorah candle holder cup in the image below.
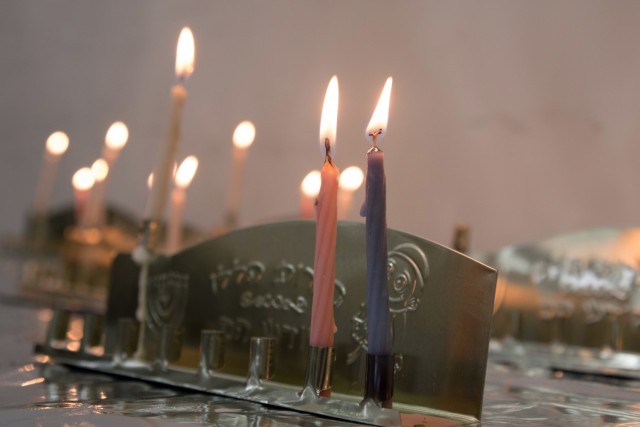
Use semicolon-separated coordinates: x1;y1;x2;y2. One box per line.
36;220;497;427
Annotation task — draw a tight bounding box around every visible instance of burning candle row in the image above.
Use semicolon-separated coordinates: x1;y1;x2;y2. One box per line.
307;76;394;406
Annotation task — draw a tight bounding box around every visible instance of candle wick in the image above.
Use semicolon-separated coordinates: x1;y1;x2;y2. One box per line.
176;74;187;85
368;129;383;153
324;138;332;164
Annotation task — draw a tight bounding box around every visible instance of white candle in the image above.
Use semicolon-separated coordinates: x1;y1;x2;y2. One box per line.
224;120;256;228
148;27;195;226
300;170;321;219
71;167;95;225
83;158;110;228
338;166;364;220
165;155;198;253
83;122;128;228
33;131;69;219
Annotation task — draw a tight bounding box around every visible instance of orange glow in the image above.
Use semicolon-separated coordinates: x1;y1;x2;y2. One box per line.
46;131;69;156
318;76;339;158
91;159;109;182
174;155;199;188
339;166;364;191
175;27;195;79
105;121;129;150
233;121;256;149
147;172;154;189
301;170;321;197
72;167;95;191
366;77;393;144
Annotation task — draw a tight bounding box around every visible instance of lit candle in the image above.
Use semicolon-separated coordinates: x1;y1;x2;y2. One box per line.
165;155;198;254
148;27;195;227
83;158;109;227
33;131;69;220
310;76;340;350
87;121;129;227
142;172;154;219
224;120;256;229
300;170;321;219
361;77;393;355
338;166;364;220
71;167;95;225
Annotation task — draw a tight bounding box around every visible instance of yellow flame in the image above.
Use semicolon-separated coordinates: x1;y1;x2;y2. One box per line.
366;77;393;144
319;75;339;158
91;158;109;182
46;131;69;156
233;121;256;149
339;166;364;191
20;378;45;387
147;172;154;189
72;167;95;191
301;170;321;197
175;155;199;188
175;27;195;79
105;121;129;150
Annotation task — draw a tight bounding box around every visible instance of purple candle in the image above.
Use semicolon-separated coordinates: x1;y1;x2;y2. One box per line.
361;77;393;356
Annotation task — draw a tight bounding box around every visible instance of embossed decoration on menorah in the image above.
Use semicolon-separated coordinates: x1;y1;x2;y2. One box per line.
347;243;428;367
147;271;189;332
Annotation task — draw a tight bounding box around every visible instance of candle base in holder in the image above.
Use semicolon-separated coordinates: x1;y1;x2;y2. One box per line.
302;346;335;397
363;353;394;409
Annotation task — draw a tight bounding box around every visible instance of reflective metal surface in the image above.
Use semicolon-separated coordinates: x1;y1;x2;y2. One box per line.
2;304;640;426
484;227;640;376
97;220;496;423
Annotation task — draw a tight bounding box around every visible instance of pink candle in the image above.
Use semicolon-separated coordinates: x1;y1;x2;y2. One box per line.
310;76;340;348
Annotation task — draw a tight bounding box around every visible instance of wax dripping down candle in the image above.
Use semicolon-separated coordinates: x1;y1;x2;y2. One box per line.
165;155;198;253
34;131;69;220
362;77;393;355
148;27;195;228
224;120;256;229
310;76;340;350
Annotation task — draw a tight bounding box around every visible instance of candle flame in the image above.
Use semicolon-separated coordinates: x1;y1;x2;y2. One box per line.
319;75;339;159
301;170;321;197
46;131;69;156
174;155;198;188
232;121;256;149
105;121;129;150
147;172;154;189
72;167;95;191
365;77;393;144
339;166;364;191
175;27;195;80
91;159;109;182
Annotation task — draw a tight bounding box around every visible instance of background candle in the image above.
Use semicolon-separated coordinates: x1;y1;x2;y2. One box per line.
224;120;256;229
71;167;95;225
338;166;364;220
362;77;393;356
310;76;340;349
300;170;321;219
83;158;109;228
165;155;198;254
33;131;69;220
86;121;129;227
148;27;195;226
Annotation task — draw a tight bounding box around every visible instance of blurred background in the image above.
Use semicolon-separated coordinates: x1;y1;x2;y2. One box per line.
3;0;640;251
